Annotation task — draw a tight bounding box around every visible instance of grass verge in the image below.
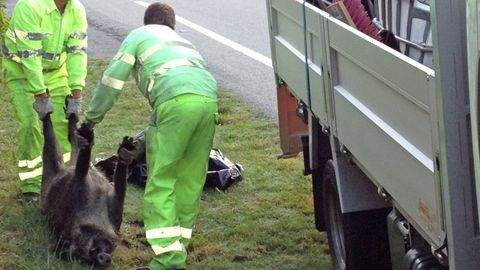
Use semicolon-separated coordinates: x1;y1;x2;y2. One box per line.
0;59;331;269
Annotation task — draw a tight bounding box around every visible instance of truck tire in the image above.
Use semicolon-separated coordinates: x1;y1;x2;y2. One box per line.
322;160;392;270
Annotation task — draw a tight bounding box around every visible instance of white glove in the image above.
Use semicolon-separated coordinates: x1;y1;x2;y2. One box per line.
33;97;53;120
66;96;82;118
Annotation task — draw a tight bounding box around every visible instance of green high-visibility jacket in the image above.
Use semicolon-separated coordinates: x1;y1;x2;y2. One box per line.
84;24;217;124
2;0;88;94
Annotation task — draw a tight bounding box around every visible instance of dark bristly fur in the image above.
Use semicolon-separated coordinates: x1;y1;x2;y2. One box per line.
40;113;134;267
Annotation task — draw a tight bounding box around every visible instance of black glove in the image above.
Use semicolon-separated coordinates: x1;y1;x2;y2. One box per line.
33;97;53;120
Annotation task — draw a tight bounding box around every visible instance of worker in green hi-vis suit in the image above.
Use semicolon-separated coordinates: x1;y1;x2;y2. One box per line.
2;0;88;202
84;3;217;269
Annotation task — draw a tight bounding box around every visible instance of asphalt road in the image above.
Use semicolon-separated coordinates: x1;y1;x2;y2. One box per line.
5;0;279;120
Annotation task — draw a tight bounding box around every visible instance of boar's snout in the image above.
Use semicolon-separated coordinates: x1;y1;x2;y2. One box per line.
97;252;112;266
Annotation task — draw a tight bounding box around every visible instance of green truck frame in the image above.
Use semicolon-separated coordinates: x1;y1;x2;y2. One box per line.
267;0;480;269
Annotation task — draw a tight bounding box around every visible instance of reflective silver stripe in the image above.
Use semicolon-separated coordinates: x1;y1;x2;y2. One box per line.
146;227;181;239
147;59;203;93
17;49;42;58
19;167;42;181
151;240;183;255
2;43;21;63
147;78;155;93
43;52;61;61
138;40;195;63
101;75;125;90
13;29;42;40
69;31;87;40
5;28;15;40
113;52;136;66
180;227;192;239
18;155;42;169
66;46;87;54
4;52;21;63
152;59;204;77
63;152;71;163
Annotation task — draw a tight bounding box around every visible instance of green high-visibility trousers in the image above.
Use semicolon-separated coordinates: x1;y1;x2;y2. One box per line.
144;94;217;270
8;80;71;194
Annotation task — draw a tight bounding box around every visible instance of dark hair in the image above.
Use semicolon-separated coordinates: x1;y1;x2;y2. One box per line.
143;3;175;29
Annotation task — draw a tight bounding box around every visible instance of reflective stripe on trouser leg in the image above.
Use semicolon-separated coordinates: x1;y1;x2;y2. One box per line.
144;94;217;270
8;82;72;193
8;80;43;193
175;98;216;248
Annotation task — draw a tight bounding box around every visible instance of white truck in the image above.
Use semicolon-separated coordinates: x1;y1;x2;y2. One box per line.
266;0;480;269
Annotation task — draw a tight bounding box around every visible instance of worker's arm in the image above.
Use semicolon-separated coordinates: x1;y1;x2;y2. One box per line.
9;1;46;95
84;33;137;125
65;5;88;95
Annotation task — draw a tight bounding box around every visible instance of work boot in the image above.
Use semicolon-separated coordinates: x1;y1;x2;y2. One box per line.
19;192;40;203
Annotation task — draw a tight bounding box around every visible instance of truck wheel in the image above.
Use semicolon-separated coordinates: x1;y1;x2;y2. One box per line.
322;160;392;270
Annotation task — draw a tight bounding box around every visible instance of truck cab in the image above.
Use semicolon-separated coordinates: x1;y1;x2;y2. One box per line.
266;0;480;269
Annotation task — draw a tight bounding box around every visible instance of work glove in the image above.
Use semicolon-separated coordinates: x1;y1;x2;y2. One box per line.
33;96;53;121
118;139;146;165
66;96;82;120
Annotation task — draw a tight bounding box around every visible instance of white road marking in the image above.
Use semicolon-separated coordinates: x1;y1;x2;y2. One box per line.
134;1;273;68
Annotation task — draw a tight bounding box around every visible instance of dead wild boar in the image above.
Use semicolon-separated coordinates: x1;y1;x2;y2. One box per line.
40;112;136;267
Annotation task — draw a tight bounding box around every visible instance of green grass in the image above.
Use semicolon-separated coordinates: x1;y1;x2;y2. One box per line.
0;59;331;269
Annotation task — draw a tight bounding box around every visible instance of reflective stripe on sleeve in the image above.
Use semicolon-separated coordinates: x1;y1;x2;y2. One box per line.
14;29;42;40
7;28;42;41
113;52;136;66
17;49;42;58
101;75;125;90
3;50;21;63
43;52;61;61
180;227;192;239
146;226;181;239
152;59;204;77
19;167;42;181
18;155;42;169
138;40;196;63
66;46;87;54
151;240;183;255
69;31;87;40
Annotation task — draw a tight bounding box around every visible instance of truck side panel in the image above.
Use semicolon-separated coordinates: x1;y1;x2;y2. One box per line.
327;17;444;247
270;0;329;125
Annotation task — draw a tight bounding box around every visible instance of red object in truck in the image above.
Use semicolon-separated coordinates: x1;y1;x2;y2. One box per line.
277;84;308;157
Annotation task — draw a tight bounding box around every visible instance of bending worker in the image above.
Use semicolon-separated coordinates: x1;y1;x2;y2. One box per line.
2;0;87;202
84;3;218;269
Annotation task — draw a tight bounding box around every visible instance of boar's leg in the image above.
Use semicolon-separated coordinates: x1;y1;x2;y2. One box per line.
41;113;65;195
74;123;94;180
66;113;79;164
110;136;135;231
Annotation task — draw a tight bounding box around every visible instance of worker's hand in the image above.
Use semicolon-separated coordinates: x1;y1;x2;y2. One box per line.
70;89;82;99
33;94;53;121
66;96;82;120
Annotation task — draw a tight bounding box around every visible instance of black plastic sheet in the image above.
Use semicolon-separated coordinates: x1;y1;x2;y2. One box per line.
95;148;243;191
